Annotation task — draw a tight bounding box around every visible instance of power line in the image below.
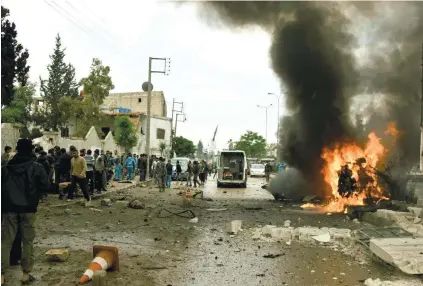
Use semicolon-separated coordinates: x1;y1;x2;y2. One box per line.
64;0;116;41
44;0;92;37
51;0;97;35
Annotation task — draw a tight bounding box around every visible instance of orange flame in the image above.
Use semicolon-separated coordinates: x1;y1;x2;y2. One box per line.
302;123;398;213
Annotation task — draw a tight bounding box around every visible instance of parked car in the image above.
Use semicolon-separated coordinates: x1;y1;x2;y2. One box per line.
250;164;265;177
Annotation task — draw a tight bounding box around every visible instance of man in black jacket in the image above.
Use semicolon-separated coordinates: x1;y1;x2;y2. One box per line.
1;138;49;285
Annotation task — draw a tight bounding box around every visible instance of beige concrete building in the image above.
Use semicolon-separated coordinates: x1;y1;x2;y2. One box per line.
102;91;167;117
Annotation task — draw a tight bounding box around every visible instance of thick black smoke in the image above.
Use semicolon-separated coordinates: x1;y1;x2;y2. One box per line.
195;1;423;196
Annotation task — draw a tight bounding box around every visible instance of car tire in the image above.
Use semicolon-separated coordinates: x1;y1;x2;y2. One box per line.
217;182;222;188
240;183;247;188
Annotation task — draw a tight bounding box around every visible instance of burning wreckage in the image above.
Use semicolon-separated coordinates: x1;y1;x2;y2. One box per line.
302;124;397;214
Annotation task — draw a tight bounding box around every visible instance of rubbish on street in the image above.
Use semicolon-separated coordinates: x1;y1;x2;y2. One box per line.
101;199;112;206
226;220;242;235
79;245;120;284
45;249;70;262
157;208;196;219
129;199;145;209
90;208;103;212
206;208;227;212
263;253;285;258
189;217;199;223
312;233;331;243
284;220;291;227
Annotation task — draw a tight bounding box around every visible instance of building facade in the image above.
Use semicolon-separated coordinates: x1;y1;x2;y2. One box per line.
102;91;167;117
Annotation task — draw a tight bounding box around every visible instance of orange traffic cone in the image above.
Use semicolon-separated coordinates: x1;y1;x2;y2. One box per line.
79;245;119;284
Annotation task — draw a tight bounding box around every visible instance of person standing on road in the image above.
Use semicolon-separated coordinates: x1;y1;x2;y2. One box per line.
156;157;167;192
1;138;49;285
175;160;182;185
68;149;90;203
94;149;106;193
186;160;193;187
138;154;147;181
193;161;201;188
166;160;173;188
265;162;272;183
84;150;95;195
125;153;136;180
59;147;73;183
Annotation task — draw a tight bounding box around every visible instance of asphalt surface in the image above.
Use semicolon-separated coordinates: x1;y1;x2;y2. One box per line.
2;177;418;286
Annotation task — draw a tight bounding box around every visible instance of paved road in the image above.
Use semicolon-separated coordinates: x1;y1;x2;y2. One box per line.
202;176;275;201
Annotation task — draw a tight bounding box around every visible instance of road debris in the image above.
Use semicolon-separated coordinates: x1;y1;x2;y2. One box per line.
312;233;331;243
207;208;227;212
129;199;145;209
227;220;243;235
45;249;70;262
189;217;199;223
263;253;285;258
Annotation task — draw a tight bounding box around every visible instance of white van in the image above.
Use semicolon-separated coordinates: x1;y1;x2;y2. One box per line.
171;157;190;181
216;150;247;188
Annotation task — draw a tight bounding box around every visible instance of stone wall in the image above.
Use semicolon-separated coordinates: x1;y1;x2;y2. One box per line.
1;123;21;150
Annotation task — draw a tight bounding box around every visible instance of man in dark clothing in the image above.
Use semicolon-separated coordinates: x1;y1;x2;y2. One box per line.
1;138;49;285
84;149;95;195
265;162;272;183
193;161;201;188
58;148;72;183
175;161;182;184
53;147;61;184
36;152;51;198
138;154;147;181
186;161;193;187
166;160;173;188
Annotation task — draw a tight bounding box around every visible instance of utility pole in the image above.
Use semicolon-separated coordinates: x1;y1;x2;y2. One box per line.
257;104;272;143
144;57;170;180
174;113;186;139
420;43;423;171
268;92;284;147
170;98;184;154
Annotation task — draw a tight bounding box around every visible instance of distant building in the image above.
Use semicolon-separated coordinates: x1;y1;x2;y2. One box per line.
102;91;167;117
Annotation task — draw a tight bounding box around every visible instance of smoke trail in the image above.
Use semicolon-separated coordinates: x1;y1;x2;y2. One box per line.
198;2;358;195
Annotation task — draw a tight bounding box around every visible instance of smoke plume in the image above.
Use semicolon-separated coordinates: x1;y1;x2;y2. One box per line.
195;1;423;196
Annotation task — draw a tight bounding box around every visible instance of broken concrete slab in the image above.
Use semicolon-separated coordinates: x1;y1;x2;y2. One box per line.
295;227;329;242
407;207;422;218
361;212;394;227
270;227;295;241
312;233;331;243
45;249;70;262
261;225;277;237
326;228;352;240
369;237;423;274
226;220;242;235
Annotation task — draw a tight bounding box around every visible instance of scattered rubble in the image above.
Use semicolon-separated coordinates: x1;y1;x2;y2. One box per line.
101;199;112;207
263;253;285;258
226;220;242;235
45;249;70;262
129;199;145;209
364;278;423;286
189;217;199;224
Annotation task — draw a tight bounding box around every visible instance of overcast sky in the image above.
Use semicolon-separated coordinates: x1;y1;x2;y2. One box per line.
3;0;282;150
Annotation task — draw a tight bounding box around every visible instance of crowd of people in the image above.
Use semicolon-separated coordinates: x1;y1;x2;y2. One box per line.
0;139;218;285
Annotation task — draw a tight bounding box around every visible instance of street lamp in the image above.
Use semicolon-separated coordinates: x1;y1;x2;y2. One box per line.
257;104;272;143
268;92;284;147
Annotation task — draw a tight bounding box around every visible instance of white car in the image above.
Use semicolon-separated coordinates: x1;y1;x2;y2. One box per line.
250;164;265;177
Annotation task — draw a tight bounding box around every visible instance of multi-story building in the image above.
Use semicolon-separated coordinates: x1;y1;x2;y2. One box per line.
102;91;167;117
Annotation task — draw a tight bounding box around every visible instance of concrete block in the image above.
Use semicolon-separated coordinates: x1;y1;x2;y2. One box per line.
369;237;423;274
296;227;328;241
408;207;422;218
327;228;352;240
101;199;112;206
114;201;129;209
45;249;70;262
261;225;276;237
361;212;394;227
92;270;107;286
270;227;294;241
226;220;242;234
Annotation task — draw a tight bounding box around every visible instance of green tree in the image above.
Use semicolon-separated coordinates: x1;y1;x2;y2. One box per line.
79;58;114;105
196;140;204;159
1;6;30;106
1;83;35;124
114;116;138;151
173;136;195;157
234;131;267;158
39;34;79;131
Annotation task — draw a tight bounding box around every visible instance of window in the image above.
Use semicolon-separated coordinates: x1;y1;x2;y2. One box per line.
156;128;165;140
138;98;142;103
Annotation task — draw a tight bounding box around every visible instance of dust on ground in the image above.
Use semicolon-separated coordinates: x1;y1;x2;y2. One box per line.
3;178;418;286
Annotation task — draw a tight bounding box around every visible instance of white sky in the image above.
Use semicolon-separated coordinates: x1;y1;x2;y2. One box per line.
3;0;283;150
